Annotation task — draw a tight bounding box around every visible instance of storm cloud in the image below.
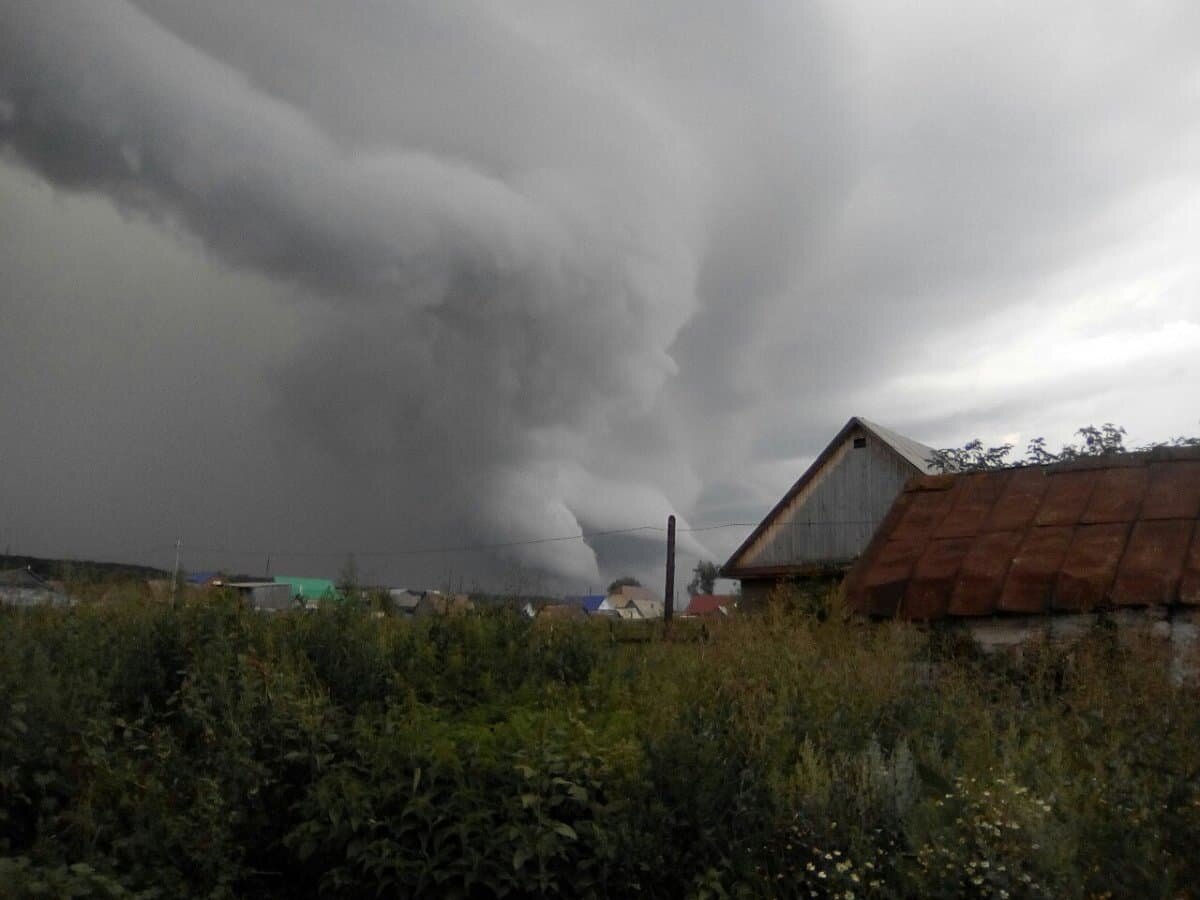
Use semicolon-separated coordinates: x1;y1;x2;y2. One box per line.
2;0;1198;589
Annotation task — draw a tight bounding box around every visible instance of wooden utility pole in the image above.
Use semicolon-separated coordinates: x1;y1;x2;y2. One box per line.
170;538;181;608
664;515;676;624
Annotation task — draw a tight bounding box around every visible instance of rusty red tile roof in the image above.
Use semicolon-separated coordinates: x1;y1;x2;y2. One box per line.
982;467;1048;532
683;594;737;616
997;525;1074;614
948;530;1022;616
1180;528;1200;605
845;446;1200;620
1110;519;1194;607
1142;461;1200;520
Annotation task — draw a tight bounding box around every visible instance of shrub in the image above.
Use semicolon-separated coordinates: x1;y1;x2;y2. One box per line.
2;584;1199;897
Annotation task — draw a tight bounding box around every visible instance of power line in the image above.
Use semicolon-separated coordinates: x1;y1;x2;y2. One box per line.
60;520;895;566
146;521;766;561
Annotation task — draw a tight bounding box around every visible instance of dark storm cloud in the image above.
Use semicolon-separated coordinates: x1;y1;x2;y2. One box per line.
1;0;1198;586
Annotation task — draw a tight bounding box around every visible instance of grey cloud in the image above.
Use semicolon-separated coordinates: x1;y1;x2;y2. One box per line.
2;0;1198;588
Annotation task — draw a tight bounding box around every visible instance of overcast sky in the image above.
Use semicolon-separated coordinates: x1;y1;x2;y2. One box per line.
2;0;1198;592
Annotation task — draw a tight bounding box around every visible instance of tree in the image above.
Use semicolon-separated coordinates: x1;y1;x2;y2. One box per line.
686;560;719;596
337;553;360;601
926;439;1014;474
607;576;641;594
928;422;1196;473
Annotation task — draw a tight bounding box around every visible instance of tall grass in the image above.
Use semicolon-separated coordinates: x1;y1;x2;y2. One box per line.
1;586;1198;898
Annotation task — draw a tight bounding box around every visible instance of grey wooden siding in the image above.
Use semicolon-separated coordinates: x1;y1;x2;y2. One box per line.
750;429;917;566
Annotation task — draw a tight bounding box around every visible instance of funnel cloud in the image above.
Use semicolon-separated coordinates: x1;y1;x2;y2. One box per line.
2;0;1198;589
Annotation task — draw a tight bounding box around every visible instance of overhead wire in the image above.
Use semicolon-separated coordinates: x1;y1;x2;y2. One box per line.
44;520;876;565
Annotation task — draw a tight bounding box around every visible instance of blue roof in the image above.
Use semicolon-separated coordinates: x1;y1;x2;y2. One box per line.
567;594;605;612
186;571;220;584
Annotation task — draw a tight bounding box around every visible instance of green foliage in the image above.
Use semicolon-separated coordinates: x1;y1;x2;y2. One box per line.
606;576;640;594
336;554;360;604
686;561;719;597
927;422;1200;473
2;586;1200;897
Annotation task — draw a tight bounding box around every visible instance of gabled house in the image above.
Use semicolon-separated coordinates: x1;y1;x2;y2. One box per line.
722;417;937;608
628;596;665;619
564;594;607;615
0;567;75;608
601;584;663;619
388;589;424;616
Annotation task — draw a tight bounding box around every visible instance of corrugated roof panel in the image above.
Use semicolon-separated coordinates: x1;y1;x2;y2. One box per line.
983;467;1048;532
845;452;1200;621
1080;467;1148;524
1034;471;1098;527
936;471;1011;539
901;537;974;619
859;538;926;617
891;482;956;541
949;530;1023;616
1111;519;1195;607
1180;527;1200;606
997;526;1074;613
1052;523;1129;612
1141;461;1200;520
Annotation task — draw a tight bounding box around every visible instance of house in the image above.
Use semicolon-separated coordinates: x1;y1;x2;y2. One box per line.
843;447;1200;671
628;595;665;619
722;417;938;609
273;576;339;606
413;592;474;617
185;571;222;588
683;594;737;618
564;594;607;615
388;589;424;616
0;567;75;608
601;584;664;619
536;603;588;622
225;581;293;612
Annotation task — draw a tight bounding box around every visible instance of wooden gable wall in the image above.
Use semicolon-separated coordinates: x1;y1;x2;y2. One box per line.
741;425;920;569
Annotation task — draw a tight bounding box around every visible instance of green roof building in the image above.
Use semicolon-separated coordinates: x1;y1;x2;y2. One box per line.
273;576;340;605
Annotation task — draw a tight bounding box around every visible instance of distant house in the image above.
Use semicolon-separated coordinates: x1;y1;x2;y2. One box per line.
186;571;222;588
226;581;293;612
0;568;75;608
684;594;737;618
414;592;474;617
537;603;588;622
601;584;665;619
274;576;339;606
388;589;424;617
843;447;1200;671
722;417;937;609
564;594;607;615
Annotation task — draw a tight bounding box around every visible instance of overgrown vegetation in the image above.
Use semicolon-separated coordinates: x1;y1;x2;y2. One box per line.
2;586;1199;898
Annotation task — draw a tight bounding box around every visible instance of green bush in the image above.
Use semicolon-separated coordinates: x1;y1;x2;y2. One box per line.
2;585;1199;897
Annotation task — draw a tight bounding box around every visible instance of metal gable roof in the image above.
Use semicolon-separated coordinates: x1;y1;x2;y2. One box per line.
844;447;1200;620
856;418;939;475
722;417;936;576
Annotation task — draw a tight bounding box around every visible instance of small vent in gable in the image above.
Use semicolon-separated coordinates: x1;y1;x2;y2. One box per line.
853;437;867;449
